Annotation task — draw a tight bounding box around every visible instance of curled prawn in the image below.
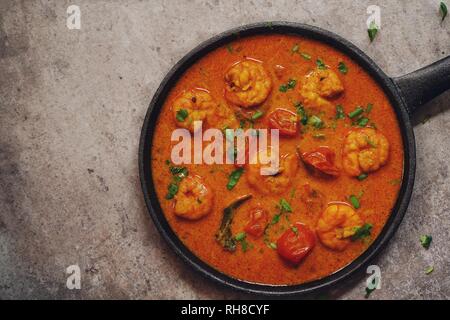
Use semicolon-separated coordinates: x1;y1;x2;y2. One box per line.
173;175;214;220
224;59;272;108
316;203;363;251
342;128;389;177
299;68;344;109
172;89;216;132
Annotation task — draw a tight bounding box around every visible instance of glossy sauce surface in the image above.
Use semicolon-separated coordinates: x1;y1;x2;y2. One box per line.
151;34;403;285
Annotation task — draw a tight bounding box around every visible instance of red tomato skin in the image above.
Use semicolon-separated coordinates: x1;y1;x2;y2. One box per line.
268;108;298;137
244;207;268;238
276;223;316;265
301;146;340;176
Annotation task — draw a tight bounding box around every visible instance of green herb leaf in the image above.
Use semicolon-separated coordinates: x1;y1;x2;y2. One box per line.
308;115;324;128
300;52;311;60
291;226;299;235
290;188;296;199
165;166;188;199
358;117;370;127
226;168;244;190
420;235;432;249
335;104;346;119
287;79;297;89
279;198;293;213
349;195;361;209
235;232;246;241
165;183;179;199
440;2;448;22
366;103;374;114
279;79;296;92
351;223;373;241
338;61;348;74
368;20;379;42
271;213;281;224
316;58;327;70
348;106;364;119
251;110;264;120
291;43;299;54
240;238;250;252
313;133;326;140
176;109;189;122
425;266;434;275
389;179;401;186
295;103;308;125
357;173;368;181
170;166;188;176
269;242;277;250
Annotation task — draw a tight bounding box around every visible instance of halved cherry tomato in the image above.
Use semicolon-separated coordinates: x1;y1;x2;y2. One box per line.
244;207;268;238
276;222;316;265
301;146;339;176
268;108;298;137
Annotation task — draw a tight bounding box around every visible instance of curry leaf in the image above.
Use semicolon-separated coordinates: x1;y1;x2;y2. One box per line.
216;195;252;251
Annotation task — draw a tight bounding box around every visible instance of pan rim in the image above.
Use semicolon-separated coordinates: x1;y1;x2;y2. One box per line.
138;21;416;296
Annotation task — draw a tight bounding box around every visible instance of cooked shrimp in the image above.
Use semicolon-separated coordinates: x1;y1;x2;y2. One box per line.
224;59;272;108
316;203;363;251
247;150;298;194
207;103;239;130
300;68;344;109
172;89;216;132
342;128;389;176
174;175;214;220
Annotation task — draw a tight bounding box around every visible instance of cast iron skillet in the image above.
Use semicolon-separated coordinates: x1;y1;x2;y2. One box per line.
139;22;450;296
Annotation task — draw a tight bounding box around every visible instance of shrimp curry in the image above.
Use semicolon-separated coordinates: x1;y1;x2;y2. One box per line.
151;34;404;285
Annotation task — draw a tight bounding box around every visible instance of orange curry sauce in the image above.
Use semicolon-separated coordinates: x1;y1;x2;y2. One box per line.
151;34;403;285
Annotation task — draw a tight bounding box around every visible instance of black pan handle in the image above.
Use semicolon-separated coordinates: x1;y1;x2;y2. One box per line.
392;56;450;115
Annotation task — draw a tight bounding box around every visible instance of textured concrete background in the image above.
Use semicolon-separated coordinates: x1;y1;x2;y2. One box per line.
0;0;449;299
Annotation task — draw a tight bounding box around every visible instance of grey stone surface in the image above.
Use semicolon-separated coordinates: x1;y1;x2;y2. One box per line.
0;0;449;299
